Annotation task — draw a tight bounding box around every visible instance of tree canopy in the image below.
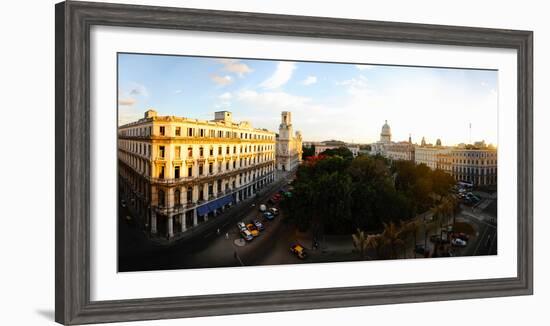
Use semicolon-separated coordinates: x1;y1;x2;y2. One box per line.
283;155;456;234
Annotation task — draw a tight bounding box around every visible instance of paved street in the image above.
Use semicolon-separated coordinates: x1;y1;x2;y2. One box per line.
119;184;498;272
118;171;295;271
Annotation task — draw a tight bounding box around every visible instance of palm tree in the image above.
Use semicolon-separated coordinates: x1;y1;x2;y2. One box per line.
444;195;458;225
352;228;368;259
365;234;384;260
430;203;445;239
382;222;405;259
402;219;420;258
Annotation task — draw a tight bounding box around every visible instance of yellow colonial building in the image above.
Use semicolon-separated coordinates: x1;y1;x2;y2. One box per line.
118;109;276;240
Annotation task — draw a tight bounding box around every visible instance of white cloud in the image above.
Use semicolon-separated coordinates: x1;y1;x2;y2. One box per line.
337;75;372;96
174;89;183;94
236;89;312;109
219;92;232;100
302;75;317;86
118;97;137;106
128;83;148;97
118;105;143;126
215;59;253;77
211;75;233;86
260;62;296;89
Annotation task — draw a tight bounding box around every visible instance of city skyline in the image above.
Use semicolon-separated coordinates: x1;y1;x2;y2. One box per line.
118;53;498;146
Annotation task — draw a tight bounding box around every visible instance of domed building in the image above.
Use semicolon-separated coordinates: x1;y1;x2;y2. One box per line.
370;120;414;161
380;120;392;143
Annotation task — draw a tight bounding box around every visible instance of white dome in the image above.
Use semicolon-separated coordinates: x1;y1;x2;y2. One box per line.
381;120;391;135
380;120;391;142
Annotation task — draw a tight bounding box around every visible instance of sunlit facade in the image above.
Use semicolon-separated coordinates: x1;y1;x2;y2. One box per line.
276;111;303;171
118;109;276;240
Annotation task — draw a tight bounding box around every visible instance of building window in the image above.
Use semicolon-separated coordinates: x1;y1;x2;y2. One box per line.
199;188;204;201
187;146;193;157
199;165;203;175
233;146;237;154
158;189;165;207
187;128;193;137
233;161;236;169
187;187;193;203
175;146;181;159
209;147;214;156
159;126;165;136
208;184;213;196
218;146;222;155
158;166;165;179
226;162;230;170
175;189;181;205
209;163;213;174
174;166;180;179
226;147;230;154
159;146;165;158
175;127;181;136
188;166;193;177
217;179;222;192
199;147;204;157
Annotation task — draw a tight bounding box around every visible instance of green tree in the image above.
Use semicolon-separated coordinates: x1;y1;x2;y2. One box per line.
321;147;354;161
382;222;405;259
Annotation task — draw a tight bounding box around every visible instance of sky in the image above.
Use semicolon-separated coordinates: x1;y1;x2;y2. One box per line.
118;53;498;146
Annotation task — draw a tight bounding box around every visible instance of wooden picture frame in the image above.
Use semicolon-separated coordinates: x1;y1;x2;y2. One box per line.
55;1;533;324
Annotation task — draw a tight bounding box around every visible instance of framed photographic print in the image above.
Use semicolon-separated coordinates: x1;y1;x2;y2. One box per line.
55;1;533;324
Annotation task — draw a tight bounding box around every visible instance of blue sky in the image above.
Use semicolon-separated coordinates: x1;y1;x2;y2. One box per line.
118;53;498;145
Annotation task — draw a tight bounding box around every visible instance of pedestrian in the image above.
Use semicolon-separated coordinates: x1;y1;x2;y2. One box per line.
217;228;220;236
225;232;229;240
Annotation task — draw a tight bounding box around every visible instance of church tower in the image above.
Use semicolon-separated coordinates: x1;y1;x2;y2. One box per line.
277;111;301;172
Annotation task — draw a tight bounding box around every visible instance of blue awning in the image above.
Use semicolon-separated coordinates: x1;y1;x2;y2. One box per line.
196;194;234;216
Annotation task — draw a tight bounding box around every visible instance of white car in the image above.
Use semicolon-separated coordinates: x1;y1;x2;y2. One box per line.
236;222;247;231
240;229;254;241
451;238;467;247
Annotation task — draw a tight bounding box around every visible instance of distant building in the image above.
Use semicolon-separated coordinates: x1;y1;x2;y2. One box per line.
415;144;451;170
370;121;414;161
415;137;497;186
313;140;360;158
369;120;497;187
276;111;303;171
451;144;497;186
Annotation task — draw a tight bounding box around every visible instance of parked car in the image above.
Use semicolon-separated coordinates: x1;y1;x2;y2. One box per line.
253;219;265;231
290;243;307;259
240;229;254;241
453;232;470;241
259;204;267;212
263;211;275;220
451;238;467;247
269;207;279;216
237;221;247;231
246;223;260;237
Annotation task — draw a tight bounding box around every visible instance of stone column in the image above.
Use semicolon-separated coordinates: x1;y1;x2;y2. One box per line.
181;214;186;232
193;209;198;226
151;210;157;234
167;214;174;238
